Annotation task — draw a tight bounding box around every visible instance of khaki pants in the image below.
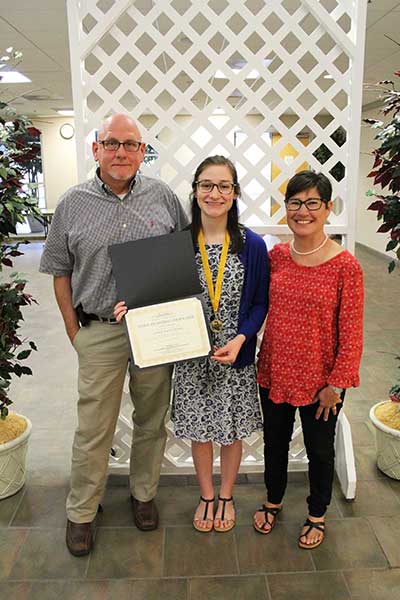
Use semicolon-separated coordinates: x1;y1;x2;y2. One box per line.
66;321;172;523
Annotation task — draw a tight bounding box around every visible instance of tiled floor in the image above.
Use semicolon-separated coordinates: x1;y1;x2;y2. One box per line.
1;243;400;599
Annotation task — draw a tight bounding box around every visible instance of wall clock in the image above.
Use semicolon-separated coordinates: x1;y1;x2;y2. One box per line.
60;123;75;139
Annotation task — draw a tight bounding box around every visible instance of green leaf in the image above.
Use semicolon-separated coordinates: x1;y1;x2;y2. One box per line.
16;349;31;360
13;364;22;377
20;366;32;375
386;239;398;252
388;260;396;273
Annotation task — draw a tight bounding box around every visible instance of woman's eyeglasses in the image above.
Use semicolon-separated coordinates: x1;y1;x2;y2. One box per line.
285;198;326;211
196;181;235;194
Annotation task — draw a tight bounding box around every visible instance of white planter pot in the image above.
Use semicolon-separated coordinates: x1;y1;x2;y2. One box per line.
0;414;32;499
369;402;400;480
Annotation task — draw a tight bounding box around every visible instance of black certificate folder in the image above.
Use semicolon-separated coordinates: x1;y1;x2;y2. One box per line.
109;231;211;369
109;230;202;308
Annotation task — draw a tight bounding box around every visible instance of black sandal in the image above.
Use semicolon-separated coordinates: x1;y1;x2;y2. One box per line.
298;518;325;549
193;496;215;532
253;504;282;534
214;495;235;532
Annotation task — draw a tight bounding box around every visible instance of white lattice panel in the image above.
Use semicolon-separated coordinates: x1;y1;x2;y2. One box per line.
66;1;366;477
109;385;308;474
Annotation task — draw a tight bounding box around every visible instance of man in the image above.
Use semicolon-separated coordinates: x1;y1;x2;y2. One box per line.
40;113;188;556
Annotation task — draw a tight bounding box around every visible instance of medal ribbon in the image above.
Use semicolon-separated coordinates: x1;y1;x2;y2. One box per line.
198;229;230;318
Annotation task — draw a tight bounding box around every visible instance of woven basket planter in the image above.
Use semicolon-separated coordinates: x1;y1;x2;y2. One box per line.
0;415;32;499
369;402;400;480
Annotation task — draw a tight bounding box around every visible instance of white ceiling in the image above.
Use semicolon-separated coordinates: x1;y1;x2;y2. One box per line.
0;0;399;118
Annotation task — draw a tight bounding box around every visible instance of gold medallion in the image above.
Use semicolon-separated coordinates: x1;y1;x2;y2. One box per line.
210;318;223;333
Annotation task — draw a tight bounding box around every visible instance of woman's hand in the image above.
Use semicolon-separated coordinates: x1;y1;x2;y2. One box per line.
211;334;246;364
114;300;128;322
315;386;342;421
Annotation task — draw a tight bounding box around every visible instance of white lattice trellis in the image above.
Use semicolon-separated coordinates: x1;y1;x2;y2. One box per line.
66;1;366;490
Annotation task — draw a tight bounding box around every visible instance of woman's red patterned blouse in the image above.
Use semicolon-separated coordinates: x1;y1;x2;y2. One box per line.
257;243;364;406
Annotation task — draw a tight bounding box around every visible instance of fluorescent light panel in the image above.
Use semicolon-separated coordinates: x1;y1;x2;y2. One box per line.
0;70;31;83
57;109;75;116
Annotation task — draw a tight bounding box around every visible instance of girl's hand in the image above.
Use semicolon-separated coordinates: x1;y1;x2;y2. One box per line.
315;386;342;421
211;334;246;364
114;300;128;322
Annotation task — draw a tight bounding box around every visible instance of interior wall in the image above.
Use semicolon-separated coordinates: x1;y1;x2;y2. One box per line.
33;117;78;209
356;107;388;256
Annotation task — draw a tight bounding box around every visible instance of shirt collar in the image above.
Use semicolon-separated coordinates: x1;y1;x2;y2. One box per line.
94;168;138;196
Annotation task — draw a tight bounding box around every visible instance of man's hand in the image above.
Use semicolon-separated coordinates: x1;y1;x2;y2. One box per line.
315;386;342;421
211;334;246;364
68;325;81;345
53;276;80;346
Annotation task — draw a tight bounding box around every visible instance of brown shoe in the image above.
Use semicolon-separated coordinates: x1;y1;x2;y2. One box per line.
66;519;93;556
131;496;159;531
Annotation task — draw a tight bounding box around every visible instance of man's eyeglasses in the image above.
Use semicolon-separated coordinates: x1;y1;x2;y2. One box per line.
98;139;143;152
196;180;235;194
285;198;326;211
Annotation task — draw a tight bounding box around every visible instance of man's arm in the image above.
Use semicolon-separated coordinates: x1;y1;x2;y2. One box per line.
53;275;80;344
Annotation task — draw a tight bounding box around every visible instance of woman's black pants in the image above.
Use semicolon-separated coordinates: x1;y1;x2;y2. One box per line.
259;386;344;518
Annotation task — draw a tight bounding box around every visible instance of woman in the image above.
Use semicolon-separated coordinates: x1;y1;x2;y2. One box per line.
115;156;269;533
253;170;363;549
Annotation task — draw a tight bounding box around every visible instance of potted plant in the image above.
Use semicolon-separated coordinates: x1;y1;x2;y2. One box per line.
369;358;400;479
364;71;400;479
0;93;42;498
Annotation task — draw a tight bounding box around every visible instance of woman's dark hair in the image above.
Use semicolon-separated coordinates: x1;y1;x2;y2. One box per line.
190;155;243;253
285;170;332;204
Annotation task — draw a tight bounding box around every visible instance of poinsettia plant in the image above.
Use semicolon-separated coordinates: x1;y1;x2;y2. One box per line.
364;70;400;273
0;99;42;419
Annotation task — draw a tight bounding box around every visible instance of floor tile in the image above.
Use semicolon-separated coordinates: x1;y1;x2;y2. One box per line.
96;487;133;527
353;446;386;481
0;582;31;600
0;530;28;580
350;422;375;446
87;527;163;579
9;529;88;580
310;517;388;570
334;479;400;518
157;484;200;527
189;575;269;600
11;485;68;527
164;526;238;577
235;524;313;574
0;489;25;526
367;514;400;567
127;579;188;600
267;571;350;600
3;580;132;600
344;568;400;599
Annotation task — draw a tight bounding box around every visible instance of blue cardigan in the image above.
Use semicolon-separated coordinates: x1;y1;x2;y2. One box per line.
192;226;269;369
234;227;269;368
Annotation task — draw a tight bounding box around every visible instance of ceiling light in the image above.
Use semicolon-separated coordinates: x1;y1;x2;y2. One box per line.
0;71;31;83
57;109;75;116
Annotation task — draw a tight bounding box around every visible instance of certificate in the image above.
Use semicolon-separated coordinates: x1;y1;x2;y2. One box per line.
125;297;211;368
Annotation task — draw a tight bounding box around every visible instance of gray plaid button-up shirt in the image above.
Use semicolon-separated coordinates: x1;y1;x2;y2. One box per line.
39;171;189;317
